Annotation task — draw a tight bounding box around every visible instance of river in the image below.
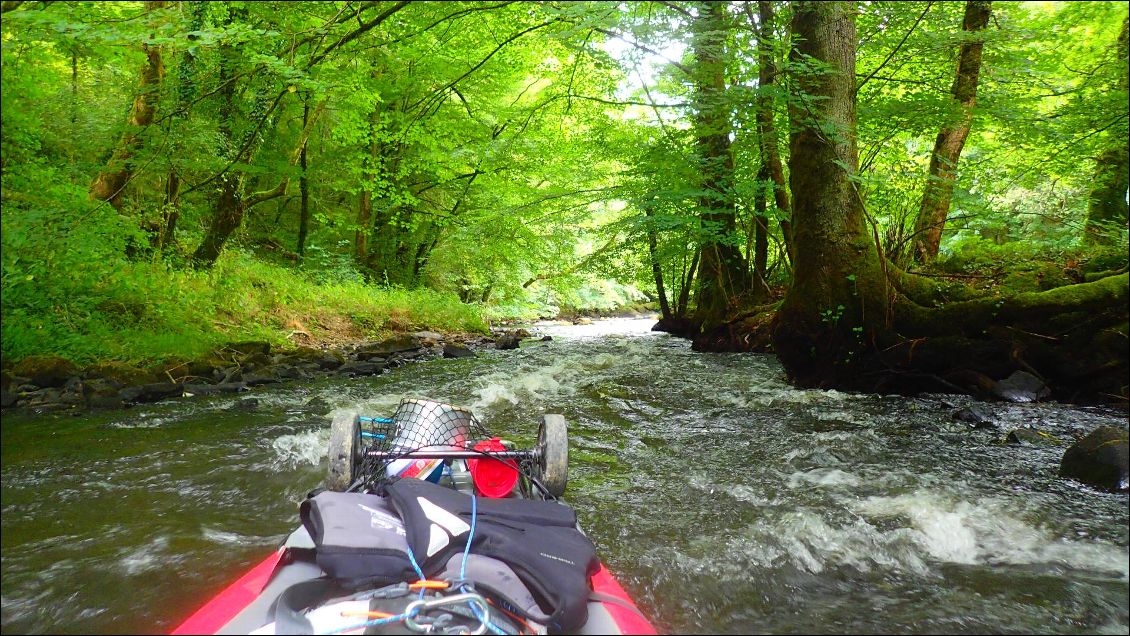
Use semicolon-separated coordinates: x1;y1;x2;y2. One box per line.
1;318;1127;634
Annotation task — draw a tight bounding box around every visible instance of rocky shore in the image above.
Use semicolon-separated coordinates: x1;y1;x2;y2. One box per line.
0;328;544;414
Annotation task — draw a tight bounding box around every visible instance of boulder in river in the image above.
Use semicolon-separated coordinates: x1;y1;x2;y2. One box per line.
991;370;1051;403
443;344;475;359
1059;426;1129;492
495;334;520;350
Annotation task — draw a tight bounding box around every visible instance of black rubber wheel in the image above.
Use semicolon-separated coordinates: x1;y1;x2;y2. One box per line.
326;411;362;491
537;414;568;497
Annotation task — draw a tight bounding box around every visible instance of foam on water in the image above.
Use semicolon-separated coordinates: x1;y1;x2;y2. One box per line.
855;492;1130;579
119;536;170;575
270;429;328;468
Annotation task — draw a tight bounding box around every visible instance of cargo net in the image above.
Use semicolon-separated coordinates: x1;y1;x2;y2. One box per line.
359;398;494;486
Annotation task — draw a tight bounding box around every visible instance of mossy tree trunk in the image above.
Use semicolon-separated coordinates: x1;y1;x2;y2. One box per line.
691;1;754;324
911;0;992;264
88;0;167;211
773;0;891;386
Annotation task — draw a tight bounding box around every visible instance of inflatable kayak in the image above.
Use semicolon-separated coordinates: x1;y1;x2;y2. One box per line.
172;398;656;635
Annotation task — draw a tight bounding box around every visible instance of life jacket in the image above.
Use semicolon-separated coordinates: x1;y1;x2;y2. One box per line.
299;481;598;632
385;478;599;633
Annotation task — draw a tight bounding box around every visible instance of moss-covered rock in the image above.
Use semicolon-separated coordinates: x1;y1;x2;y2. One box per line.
82;361;160;386
1059;426;1129;492
12;355;78;388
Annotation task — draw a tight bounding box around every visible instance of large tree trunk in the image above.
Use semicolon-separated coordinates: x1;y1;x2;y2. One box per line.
692;1;753;324
88;1;167;210
771;1;890;384
1084;16;1130;245
911;0;992;263
764;0;1128;404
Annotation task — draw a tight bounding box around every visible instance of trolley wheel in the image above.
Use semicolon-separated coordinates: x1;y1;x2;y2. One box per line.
537;414;568;497
326;411;362;491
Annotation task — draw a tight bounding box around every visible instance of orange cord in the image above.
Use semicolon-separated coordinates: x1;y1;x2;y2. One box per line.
485;597;534;635
339;610;395;619
409;579;450;590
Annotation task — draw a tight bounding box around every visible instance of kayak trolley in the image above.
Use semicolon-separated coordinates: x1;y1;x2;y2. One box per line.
326;397;569;498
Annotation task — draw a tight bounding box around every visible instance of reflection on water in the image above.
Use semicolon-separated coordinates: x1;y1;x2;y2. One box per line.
2;318;1127;634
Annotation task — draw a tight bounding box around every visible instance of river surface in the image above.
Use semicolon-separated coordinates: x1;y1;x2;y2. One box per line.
2;318;1128;634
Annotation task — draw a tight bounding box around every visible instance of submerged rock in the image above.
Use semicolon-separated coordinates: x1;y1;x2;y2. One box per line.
337;361;385;377
953;405;997;429
1059;426;1129;492
227;398;259;412
1006;428;1060;446
120;382;184;405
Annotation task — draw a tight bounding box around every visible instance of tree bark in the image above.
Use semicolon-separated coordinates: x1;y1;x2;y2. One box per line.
1084;15;1130;245
753;162;770;286
88;0;167;210
647;208;673;321
911;0;992;263
676;250;699;318
691;1;752;323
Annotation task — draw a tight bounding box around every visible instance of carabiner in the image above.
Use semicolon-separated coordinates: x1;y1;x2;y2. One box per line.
403;593;491;635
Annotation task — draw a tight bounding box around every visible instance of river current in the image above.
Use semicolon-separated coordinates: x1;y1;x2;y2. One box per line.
1;318;1127;634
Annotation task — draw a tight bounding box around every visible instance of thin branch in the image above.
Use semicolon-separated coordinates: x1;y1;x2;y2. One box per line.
305;0;411;69
407;20;556;116
594;27;693;77
655;0;692;19
857;1;932;94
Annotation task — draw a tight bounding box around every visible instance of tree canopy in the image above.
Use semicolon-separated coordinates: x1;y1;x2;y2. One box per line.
2;1;1126;400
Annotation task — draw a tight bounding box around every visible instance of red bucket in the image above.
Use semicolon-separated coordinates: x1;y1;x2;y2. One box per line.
467;437;519;498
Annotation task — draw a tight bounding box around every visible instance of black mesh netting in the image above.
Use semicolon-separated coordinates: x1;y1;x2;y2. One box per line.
356;398;537;491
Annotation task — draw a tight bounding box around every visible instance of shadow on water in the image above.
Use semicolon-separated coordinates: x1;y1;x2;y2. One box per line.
2;318;1127;634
